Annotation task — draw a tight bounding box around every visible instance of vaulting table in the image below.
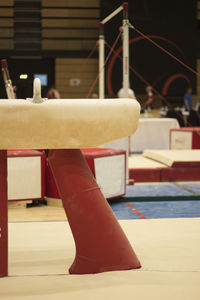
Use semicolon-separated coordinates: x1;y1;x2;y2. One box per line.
0;98;141;277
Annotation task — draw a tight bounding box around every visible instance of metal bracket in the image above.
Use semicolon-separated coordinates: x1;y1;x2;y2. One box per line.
27;78;47;104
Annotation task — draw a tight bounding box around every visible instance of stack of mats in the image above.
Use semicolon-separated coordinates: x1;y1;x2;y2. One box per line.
129;149;200;182
7;150;45;201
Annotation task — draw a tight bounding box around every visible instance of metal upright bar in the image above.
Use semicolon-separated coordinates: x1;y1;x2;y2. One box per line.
100;3;125;99
99;23;105;99
122;2;129;98
1;59;15;99
101;5;123;25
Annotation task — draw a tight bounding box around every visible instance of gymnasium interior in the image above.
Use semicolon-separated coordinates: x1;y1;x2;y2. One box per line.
0;1;200;300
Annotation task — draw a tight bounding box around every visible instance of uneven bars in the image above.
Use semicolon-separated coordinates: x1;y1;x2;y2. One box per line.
101;5;123;25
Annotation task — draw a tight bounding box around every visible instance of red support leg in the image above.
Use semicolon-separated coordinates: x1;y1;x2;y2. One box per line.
0;150;8;277
48;149;141;274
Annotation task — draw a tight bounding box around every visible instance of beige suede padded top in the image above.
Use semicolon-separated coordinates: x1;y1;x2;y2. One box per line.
0;98;140;149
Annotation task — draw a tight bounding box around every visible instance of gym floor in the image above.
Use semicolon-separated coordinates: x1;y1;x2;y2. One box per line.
1;181;200;300
110;182;200;219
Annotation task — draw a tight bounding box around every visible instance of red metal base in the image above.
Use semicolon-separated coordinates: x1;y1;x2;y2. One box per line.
48;149;141;274
0;150;8;277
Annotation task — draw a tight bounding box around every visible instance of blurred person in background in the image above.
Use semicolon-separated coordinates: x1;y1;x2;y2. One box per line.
46;85;61;99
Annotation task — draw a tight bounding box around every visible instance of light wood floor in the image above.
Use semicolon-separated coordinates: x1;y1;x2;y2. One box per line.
8;198;67;222
1;217;200;300
4;198;200;300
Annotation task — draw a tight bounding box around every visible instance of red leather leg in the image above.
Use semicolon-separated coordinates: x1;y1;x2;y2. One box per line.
48;149;141;274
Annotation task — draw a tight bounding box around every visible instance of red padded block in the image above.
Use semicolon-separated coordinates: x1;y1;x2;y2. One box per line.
82;148;125;156
7;149;44;157
7;150;45;201
129;168;162;182
161;167;200;181
171;161;200;168
82;148;126;199
46;148;126;200
170;127;200;149
82;148;126;171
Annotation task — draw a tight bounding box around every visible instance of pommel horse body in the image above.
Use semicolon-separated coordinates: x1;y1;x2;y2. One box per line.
0;95;141;276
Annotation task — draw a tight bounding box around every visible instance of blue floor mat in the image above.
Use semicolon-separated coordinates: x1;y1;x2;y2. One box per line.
179;183;200;195
111;202;141;220
125;184;192;197
110;200;200;219
125;183;200;200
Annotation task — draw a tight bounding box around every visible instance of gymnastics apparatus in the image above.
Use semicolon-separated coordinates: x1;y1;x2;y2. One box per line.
0;3;141;277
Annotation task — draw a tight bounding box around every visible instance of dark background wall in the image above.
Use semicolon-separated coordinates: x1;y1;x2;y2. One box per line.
0;0;198;102
0;58;54;98
101;0;197;98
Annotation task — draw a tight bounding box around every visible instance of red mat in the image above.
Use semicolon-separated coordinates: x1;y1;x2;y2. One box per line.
129;168;162;182
46;148;126;199
170;127;200;149
161;167;200;181
129;151;200;182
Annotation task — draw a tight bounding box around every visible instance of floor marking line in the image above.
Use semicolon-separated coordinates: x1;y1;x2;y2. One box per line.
124;202;147;219
173;182;200;196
